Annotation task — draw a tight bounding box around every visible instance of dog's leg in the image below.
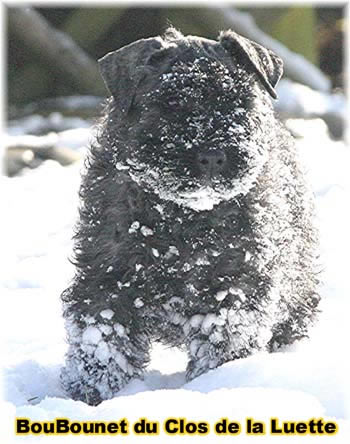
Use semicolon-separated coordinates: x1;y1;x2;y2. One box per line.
184;306;275;381
61;306;150;405
185;327;238;381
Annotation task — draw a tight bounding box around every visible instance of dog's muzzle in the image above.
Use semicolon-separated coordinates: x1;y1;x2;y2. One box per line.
196;150;227;180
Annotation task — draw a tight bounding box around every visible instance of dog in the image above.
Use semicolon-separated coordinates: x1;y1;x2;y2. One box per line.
61;28;319;405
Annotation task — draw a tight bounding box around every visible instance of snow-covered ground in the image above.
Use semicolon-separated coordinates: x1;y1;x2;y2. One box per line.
1;117;350;443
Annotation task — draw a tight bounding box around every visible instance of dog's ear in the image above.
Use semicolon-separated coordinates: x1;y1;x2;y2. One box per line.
98;37;164;114
219;30;283;99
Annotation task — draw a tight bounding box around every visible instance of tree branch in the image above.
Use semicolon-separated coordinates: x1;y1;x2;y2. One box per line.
8;7;106;96
187;7;331;92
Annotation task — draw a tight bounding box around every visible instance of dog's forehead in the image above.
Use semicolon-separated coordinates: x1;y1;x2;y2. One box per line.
155;49;247;97
166;34;227;62
184;34;219;49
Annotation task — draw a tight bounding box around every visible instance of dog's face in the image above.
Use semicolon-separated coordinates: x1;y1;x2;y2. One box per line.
126;57;272;210
99;30;283;211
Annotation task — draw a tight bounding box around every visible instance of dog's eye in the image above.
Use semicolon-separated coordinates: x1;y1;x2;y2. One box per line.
166;96;183;110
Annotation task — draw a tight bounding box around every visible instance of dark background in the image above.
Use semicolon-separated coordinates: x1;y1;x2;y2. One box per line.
7;5;346;108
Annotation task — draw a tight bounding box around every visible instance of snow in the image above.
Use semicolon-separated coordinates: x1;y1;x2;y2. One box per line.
2;119;350;443
94;341;110;361
82;327;102;345
134;298;144;308
276;79;347;121
140;225;154;236
152;248;160;258
215;289;228;301
7;112;92;137
100;309;114;320
128;220;140;233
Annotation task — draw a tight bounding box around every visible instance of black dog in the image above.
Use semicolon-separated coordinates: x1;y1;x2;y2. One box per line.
61;28;319;405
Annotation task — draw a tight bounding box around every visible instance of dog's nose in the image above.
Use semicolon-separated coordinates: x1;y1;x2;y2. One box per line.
197;150;227;177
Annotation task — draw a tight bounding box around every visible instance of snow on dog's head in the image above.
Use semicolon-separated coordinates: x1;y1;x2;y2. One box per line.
99;28;282;211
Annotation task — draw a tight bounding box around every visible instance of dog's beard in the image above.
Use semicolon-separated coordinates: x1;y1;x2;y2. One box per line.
120;138;268;211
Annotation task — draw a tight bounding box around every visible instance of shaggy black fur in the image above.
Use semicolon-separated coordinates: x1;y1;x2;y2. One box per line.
61;28;319;405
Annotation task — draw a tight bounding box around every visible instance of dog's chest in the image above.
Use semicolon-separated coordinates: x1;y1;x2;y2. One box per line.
122;200;253;305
